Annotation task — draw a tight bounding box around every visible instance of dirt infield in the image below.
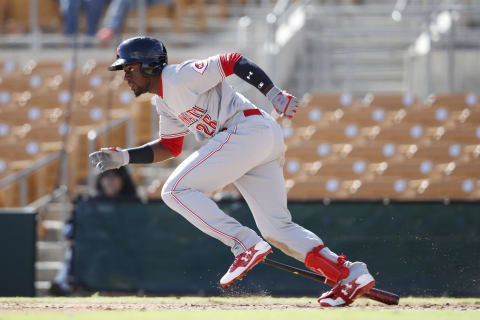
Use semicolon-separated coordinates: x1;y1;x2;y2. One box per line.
0;297;479;312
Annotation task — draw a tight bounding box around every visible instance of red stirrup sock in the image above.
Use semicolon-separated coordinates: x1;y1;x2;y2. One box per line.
305;245;350;284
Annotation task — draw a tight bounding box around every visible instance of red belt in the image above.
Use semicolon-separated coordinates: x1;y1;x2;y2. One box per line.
220;109;262;132
243;108;262;117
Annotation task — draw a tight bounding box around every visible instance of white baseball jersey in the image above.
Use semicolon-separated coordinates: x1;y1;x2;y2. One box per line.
157;53;340;271
153;54;257;141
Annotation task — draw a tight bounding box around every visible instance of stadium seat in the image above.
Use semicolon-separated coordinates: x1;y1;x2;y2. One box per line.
378;159;439;179
285;142;349;162
0;142;45;161
348;177;416;200
429;93;478;110
459;108;480;124
125;0;206;34
0;107;56;126
292;108;335;127
3;0;61;33
344;141;410;162
308;123;366;143
281;124;316;145
309;158;375;179
68;107;112;126
438;125;480;144
414;177;479;200
411;142;468;162
464;144;480;160
372;124;431;143
336;107;393;126
438;160;480;178
401;107;459;126
362;92;417;109
303;92;356;110
0;60;17;75
74;88;134;110
21;60;65;77
0;140;61;205
283;157;311;180
0;73;44;91
286;176;352;200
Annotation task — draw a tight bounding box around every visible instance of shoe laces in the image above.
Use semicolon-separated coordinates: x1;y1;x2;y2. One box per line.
337;254;347;265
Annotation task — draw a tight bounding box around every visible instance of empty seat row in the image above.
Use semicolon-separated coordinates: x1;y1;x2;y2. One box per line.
304;92;478;111
284;123;480;147
292;105;479;128
1;59;111;77
285;141;480;163
287;176;480;201
0;88;134;110
284;157;480;180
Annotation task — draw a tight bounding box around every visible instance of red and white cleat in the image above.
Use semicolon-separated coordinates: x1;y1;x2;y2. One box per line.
318;262;375;307
220;240;272;288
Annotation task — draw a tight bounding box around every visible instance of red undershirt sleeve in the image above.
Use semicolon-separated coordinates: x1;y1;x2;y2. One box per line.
159;136;184;157
219;52;243;77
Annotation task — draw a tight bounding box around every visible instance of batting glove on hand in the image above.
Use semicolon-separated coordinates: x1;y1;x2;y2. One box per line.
89;147;129;172
267;86;299;119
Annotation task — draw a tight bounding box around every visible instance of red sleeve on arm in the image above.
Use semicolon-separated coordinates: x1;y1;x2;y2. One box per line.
219;52;243;77
159;136;184;157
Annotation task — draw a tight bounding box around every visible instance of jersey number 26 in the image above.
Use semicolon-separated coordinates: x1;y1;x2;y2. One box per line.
196;115;217;136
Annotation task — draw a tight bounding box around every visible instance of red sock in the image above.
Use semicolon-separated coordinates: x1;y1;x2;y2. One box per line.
305;245;349;284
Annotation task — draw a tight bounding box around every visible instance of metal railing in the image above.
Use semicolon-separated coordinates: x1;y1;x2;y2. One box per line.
0;114;134;209
262;1;480;97
87;115;134;192
264;0;308;86
404;5;480;99
0;151;67;207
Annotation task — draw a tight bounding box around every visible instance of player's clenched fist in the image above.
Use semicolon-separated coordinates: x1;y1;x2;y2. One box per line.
266;86;299;119
89;147;129;172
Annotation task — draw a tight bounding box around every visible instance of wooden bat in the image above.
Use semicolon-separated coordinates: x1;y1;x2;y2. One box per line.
262;258;399;305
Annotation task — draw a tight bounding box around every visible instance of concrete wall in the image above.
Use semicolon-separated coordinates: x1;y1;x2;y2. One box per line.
410;49;480;99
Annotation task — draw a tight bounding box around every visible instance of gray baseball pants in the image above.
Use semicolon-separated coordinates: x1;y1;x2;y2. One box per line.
161;111;323;260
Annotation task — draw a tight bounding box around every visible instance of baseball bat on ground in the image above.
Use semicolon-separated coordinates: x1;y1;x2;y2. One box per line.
262;258;399;306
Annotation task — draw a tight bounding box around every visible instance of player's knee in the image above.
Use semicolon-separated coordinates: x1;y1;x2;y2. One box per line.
258;227;279;243
160;180;175;205
258;220;296;244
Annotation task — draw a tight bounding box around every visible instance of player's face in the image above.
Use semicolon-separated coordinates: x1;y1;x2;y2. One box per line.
123;63;150;97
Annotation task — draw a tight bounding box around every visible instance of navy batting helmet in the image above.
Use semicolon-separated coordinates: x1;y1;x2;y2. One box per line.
109;36;168;76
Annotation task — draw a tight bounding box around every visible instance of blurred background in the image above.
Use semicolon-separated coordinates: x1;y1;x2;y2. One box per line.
0;0;479;298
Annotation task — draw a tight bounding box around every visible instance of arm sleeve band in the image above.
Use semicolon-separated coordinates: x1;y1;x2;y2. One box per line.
219;52;243;76
159;136;184;158
127;136;184;163
127;145;154;164
233;56;274;95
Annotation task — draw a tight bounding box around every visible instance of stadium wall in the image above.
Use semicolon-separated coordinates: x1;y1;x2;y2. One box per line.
73;199;480;297
0;210;36;297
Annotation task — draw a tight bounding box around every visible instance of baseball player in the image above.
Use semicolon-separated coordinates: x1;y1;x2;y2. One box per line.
89;36;375;307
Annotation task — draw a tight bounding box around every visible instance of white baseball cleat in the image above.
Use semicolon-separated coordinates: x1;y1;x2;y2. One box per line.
318;262;375;307
220;240;272;288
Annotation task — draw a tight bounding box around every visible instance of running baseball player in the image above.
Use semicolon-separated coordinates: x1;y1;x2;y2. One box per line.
89;36;375;307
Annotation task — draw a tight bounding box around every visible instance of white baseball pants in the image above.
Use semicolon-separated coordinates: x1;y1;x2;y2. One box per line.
161;111;323;260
